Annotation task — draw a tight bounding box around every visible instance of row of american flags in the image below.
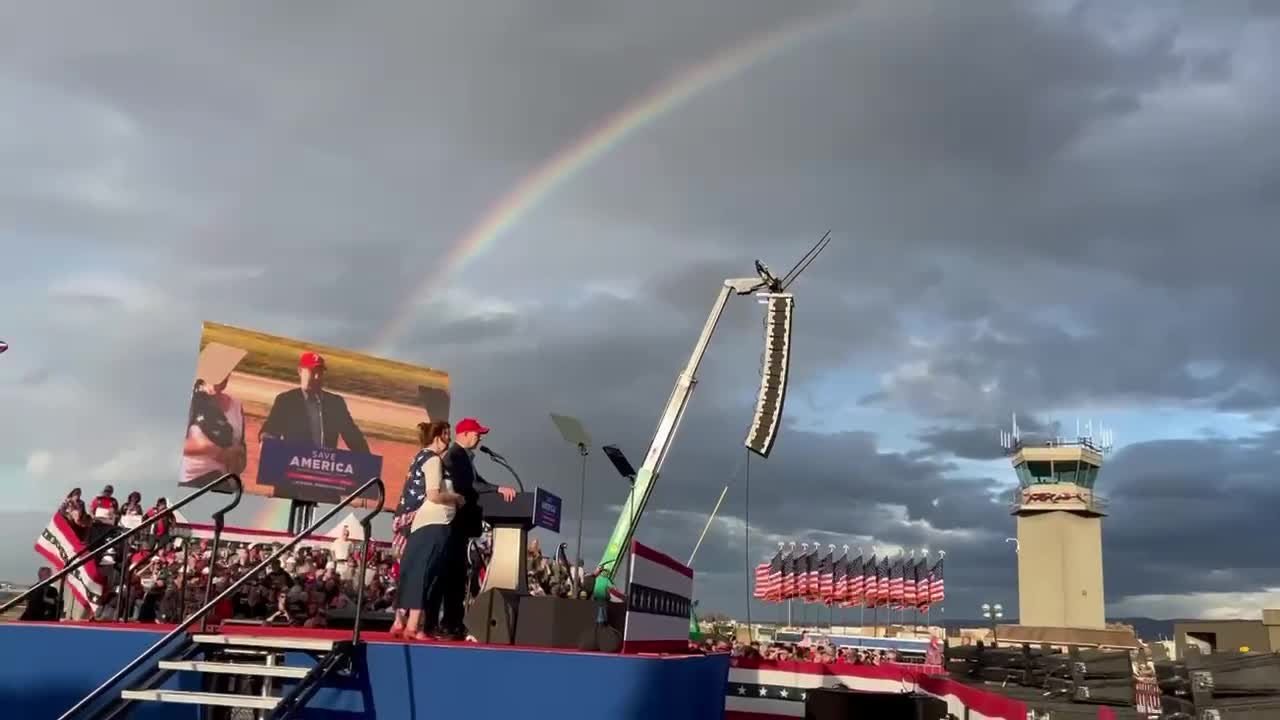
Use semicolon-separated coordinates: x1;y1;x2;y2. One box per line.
752;544;945;608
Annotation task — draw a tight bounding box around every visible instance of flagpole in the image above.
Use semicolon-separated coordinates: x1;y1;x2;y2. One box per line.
902;549;909;629
873;546;880;638
923;548;931;637
901;550;908;629
896;550;903;629
786;541;796;627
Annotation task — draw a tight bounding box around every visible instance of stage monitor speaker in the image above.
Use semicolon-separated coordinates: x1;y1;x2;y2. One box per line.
464;588;522;645
804;687;948;720
515;596;625;651
744;293;793;459
325;609;395;632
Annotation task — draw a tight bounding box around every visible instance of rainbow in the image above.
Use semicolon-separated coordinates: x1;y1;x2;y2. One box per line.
369;5;861;353
250;498;293;531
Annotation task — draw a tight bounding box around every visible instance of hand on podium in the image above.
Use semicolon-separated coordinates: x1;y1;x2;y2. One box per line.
497;486;517;502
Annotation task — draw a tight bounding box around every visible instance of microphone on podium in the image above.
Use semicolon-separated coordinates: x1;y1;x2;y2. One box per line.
480;446;524;492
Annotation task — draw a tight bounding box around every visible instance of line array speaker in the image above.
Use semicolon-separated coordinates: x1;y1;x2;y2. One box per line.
745;293;793;458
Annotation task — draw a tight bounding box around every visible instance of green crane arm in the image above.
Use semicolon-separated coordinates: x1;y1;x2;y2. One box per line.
592;275;768;600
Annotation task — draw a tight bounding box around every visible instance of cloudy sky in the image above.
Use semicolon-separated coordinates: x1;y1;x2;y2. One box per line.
3;0;1280;622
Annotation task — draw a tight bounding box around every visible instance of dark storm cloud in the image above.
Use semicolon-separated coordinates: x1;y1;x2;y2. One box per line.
3;1;1279;619
1098;431;1280;600
916;415;1060;461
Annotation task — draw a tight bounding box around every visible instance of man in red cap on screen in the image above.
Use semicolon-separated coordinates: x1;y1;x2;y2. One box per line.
423;416;517;639
259;351;370;454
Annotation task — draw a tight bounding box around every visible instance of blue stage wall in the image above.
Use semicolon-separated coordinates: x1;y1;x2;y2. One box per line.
0;624;730;720
0;624;201;720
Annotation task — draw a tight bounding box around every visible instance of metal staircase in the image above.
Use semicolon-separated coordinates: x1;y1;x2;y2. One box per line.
116;632;351;717
46;474;386;720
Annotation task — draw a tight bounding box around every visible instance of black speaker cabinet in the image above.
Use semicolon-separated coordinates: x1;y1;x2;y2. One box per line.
514;596;625;651
804;687;947;720
464;588;523;644
324;609;395;632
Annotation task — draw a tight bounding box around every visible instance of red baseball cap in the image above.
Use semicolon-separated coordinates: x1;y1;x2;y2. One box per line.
299;351;325;369
455;417;490;435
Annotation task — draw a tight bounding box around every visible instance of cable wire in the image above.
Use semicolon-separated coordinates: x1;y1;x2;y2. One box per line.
744;446;752;631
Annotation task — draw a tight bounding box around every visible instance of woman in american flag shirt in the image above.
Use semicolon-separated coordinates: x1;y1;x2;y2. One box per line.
387;422;438;636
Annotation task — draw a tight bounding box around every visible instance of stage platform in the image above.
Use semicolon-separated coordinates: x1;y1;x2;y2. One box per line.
0;621;730;719
0;621;1089;719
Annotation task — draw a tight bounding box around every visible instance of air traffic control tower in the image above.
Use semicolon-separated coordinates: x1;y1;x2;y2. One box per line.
1002;417;1113;630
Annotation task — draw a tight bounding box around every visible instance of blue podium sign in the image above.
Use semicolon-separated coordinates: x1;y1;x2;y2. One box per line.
533;487;563;533
258;438;384;505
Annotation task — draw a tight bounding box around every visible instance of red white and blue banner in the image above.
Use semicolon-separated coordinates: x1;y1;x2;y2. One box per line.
622;541;694;654
725;657;1029;720
1135;677;1161;716
34;512;108;614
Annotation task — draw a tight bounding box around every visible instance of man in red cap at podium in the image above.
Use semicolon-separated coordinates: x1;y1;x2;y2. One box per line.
423;417;516;639
259;351;370;453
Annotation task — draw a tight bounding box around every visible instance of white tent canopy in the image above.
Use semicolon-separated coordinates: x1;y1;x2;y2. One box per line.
324;511;365;541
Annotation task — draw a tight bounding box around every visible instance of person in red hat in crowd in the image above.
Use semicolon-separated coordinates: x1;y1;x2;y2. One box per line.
89;485;120;524
421;417;517;640
145;497;169;549
259;351;370;453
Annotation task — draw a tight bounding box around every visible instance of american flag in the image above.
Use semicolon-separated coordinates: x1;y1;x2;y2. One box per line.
783;545;803;597
827;550;846;606
792;548;809;598
903;555;918;607
768;548;784;601
915;557;931;609
878;556;892;607
391;448;434;556
805;546;821;600
817;547;834;602
889;555;905;607
782;548;798;599
862;555;878;607
844;554;863;606
788;545;798;597
753;561;771;600
928;556;946;604
753;547;784;601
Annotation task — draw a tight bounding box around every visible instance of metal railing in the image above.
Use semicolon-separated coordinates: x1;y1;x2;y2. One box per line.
55;475;385;720
0;473;244;618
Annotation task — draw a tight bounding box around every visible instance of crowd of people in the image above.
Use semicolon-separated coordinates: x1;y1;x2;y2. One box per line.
697;636;922;665
27;479;587;629
32;481;938;672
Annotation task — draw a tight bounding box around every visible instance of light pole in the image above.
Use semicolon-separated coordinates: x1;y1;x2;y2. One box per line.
981;602;1003;646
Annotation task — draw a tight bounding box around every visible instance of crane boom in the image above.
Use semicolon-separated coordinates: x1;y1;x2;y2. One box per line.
593;275;766;600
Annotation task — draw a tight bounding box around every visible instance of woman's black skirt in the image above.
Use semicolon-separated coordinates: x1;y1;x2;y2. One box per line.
396;523;451;610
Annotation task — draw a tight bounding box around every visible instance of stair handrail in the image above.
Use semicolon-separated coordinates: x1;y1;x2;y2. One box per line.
118;479;244;624
0;473;244;616
194;484;247;632
350;483;385;645
55;475;385;720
